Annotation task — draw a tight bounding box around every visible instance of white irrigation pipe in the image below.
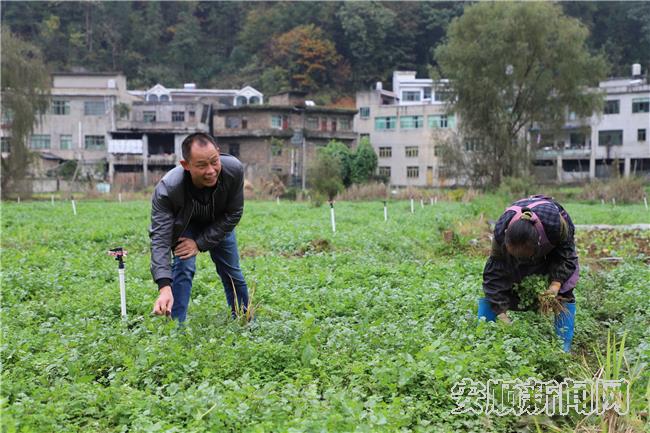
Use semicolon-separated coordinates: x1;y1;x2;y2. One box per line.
329;202;336;233
435;196;438;204
277;196;280;205
71;199;77;215
420;199;424;209
612;198;616;206
118;267;127;318
644;196;648;211
51;195;55;205
118;193;122;203
383;201;388;222
410;198;414;214
430;197;433;205
601;199;605;205
17;196;20;203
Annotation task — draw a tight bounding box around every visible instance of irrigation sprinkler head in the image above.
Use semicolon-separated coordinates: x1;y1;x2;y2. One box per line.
108;247;128;267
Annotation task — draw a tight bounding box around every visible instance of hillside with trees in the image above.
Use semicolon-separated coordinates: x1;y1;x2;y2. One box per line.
2;1;649;100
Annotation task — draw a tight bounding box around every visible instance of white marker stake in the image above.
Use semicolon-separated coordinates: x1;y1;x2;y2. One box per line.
17;196;20;203
430;197;433;205
119;266;127;319
410;198;414;214
383;201;388;222
276;196;280;205
601;199;605;205
51;195;55;205
71;199;77;215
644;196;648;211
612;198;616;206
118;193;122;203
330;202;336;233
420;199;424;209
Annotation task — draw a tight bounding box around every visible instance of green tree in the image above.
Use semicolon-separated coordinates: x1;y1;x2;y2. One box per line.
320;140;354;187
435;2;607;187
1;30;50;197
308;149;344;201
352;137;378;184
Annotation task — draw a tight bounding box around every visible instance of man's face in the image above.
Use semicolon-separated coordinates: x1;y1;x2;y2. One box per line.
180;141;221;188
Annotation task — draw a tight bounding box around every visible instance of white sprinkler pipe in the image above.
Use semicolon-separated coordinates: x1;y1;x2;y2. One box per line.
71;199;77;215
410;198;414;214
384;201;388;222
330;202;336;233
118;267;127;319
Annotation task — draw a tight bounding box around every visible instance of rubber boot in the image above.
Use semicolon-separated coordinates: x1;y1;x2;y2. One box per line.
478;297;497;322
554;301;576;352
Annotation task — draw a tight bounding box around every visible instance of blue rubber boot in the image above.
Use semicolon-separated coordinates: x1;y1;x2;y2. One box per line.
554;302;576;352
478;298;497;322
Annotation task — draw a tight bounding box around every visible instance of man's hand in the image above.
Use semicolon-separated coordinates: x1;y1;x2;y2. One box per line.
497;312;511;324
174;237;199;260
153;286;174;316
543;281;562;297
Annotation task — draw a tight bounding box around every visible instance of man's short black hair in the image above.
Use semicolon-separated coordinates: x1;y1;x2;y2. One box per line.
181;132;218;161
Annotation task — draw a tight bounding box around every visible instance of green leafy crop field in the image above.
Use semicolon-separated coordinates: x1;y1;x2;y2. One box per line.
1;199;649;432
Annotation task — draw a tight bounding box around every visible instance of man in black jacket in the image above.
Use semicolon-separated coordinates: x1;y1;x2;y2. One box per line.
478;195;578;351
151;132;249;322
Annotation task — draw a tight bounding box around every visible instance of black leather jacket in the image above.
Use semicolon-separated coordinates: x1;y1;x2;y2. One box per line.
149;154;244;284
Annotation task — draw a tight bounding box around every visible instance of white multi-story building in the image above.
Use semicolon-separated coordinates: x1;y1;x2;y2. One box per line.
535;65;650;181
355;71;459;187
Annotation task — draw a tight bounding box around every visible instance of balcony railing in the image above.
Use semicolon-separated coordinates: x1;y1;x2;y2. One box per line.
536;147;591;158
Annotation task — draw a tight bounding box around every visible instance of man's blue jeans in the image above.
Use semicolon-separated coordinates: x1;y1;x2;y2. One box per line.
171;229;249;322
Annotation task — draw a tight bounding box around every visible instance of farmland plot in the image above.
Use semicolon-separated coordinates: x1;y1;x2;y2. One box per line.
1;199;648;432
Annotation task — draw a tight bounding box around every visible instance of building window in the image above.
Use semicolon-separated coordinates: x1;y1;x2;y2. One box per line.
405;146;419;157
375;116;396;130
242;117;248;129
465;137;483;152
359;107;370;118
236;96;247;106
428;114;455;129
632;97;650;113
52;100;70;115
160;95;170;102
172;111;185;122
598;130;623;146
1;109;14;124
226;116;241;129
378;146;392;157
29;134;50;149
339;118;351;130
638;129;646;142
423;87;432;100
402;91;421;102
60;134;72;150
406;166;419;178
400;115;424;129
378;166;391;178
306;117;319;130
271;115;288;129
250;96;260;105
604;100;620;115
569;132;586;148
359;133;370;141
320;118;328;131
331;119;337;132
143;111;156;122
189;111;196;119
228;143;240;158
433;88;452;102
84;135;105;150
1;137;11;153
84;101;105;115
